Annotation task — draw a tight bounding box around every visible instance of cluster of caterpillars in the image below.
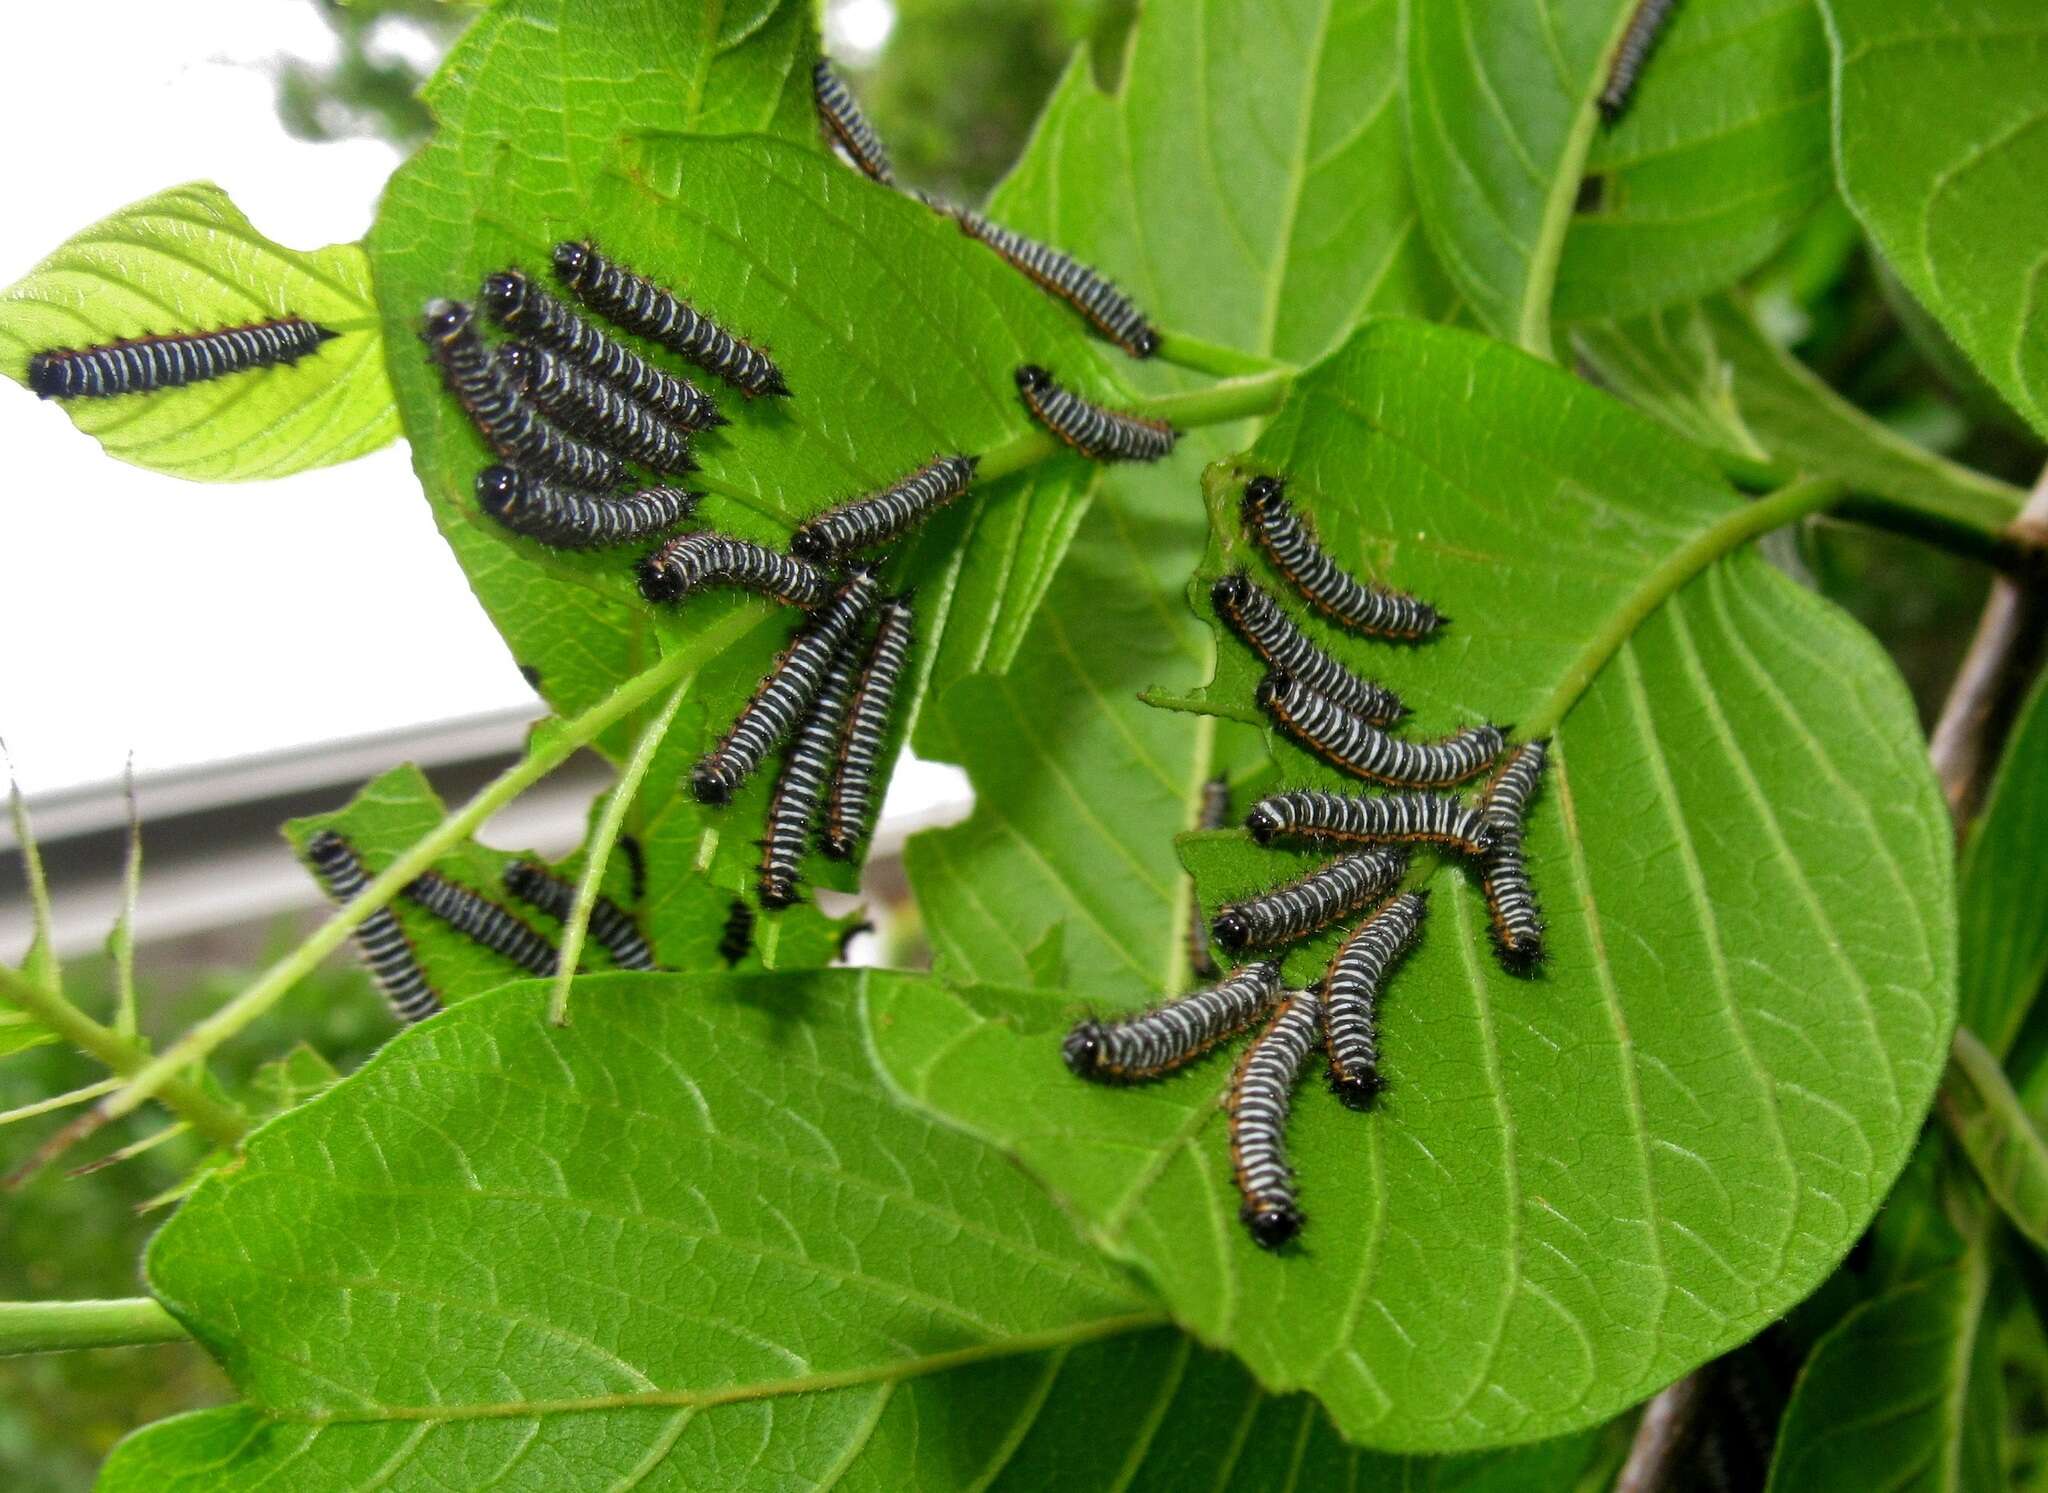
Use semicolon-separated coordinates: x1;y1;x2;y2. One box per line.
1067;474;1553;1251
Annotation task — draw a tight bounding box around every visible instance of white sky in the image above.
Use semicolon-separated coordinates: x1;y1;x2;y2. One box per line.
0;2;533;798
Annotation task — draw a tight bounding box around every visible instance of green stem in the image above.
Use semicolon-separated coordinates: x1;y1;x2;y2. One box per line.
548;678;690;1025
0;1298;190;1357
93;605;770;1131
1151;331;1291;380
0;967;245;1149
1520;477;1849;739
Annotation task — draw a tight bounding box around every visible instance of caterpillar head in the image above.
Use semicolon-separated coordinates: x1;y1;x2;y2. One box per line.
552;240;596;288
421;298;473;345
1241;1199;1303;1251
1060;1021;1108;1079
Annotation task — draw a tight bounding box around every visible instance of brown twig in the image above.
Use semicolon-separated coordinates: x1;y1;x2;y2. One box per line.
1616;1363;1715;1492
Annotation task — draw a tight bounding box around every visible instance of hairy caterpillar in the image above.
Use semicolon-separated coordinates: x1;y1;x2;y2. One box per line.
303;831;441;1025
1210;573;1405;726
1322;891;1427;1110
28;317;335;399
760;638;864;908
1211;847;1407;954
822;593;916;861
789;455;979;563
636;532;835;609
495;340;697;474
1257;673;1503;788
476;466;696;550
1062;960;1283;1083
553;241;788;398
1229;987;1323;1250
501;860;658;972
1479;740;1549;970
1246;789;1494;857
402;870;560;976
1014;364;1175;462
1241;476;1443;639
812;57;895;185
1187;774;1233;980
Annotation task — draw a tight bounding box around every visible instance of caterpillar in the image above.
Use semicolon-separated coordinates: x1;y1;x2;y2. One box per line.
812;57;895;186
495;340;697;474
693;569;879;805
719;899;755;966
822;593;916;861
1246;789;1495;857
1062;959;1283;1084
501;860;658;972
1241;477;1443;640
1599;0;1680;123
1479;740;1549;970
1257;674;1504;788
1211;847;1408;954
420;300;625;489
303;831;442;1025
480;269;724;430
476;466;696;550
402;870;561;976
1014;365;1175;463
949;209;1158;358
789;454;979;563
760;639;865;908
1323;891;1428;1110
1229;986;1323;1250
1187;774;1233;981
636;531;835;609
552;241;788;398
28;317;335;400
1210;574;1406;726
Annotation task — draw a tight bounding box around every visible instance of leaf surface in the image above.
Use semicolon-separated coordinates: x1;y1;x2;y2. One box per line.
1958;668;2048;1058
0;183;395;480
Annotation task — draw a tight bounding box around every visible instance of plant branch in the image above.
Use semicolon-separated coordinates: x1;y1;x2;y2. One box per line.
1928;465;2048;821
0;1297;189;1357
1523;477;1848;740
0;967;244;1152
548;677;690;1025
87;604;770;1135
1615;1362;1713;1493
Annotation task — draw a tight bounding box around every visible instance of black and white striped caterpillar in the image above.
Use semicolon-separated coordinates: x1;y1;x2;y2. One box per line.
760;639;865;908
636;532;835;609
1210;574;1406;726
1015;365;1175;463
1479;740;1549;970
501;860;658;972
1323;892;1427;1110
401;869;560;976
1187;774;1233;980
1247;789;1495;857
812;57;895;186
1062;960;1282;1083
420;300;625;489
693;570;879;805
1229;986;1322;1250
949;209;1158;358
1257;674;1504;788
28;317;336;400
495;341;697;474
1211;847;1408;954
476;466;696;550
822;593;916;861
719;899;755;966
480;269;724;429
304;831;442;1025
1241;477;1443;640
552;242;788;398
1599;0;1680;123
789;455;979;563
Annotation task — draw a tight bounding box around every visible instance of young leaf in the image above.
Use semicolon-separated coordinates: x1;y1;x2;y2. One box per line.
1957;668;2048;1059
1942;1029;2048;1256
1405;0;1828;350
876;320;1955;1449
1820;0;2048;441
1556;0;1832;323
1573;300;1777;476
0;183;395;480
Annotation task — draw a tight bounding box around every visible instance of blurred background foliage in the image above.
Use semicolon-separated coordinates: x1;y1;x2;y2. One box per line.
4;0;2044;1487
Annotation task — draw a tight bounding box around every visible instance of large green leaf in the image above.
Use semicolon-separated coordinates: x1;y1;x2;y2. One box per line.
0;183;395;480
1820;0;2048;441
1556;0;1832;323
991;0;1456;368
876;319;1955;1449
1958;669;2048;1059
1404;0;1829;350
99;972;1612;1488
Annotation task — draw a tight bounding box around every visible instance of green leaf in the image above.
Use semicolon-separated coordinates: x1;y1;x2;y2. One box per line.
1958;668;2048;1059
1767;1167;1997;1492
1404;0;1829;351
1942;1028;2048;1256
1702;296;2026;535
1573;300;1777;476
993;0;1456;367
876;319;1955;1449
0;183;395;480
1820;0;2048;440
1555;0;1833;323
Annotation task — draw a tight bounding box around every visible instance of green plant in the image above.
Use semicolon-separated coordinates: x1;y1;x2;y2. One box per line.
2;0;2045;1486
